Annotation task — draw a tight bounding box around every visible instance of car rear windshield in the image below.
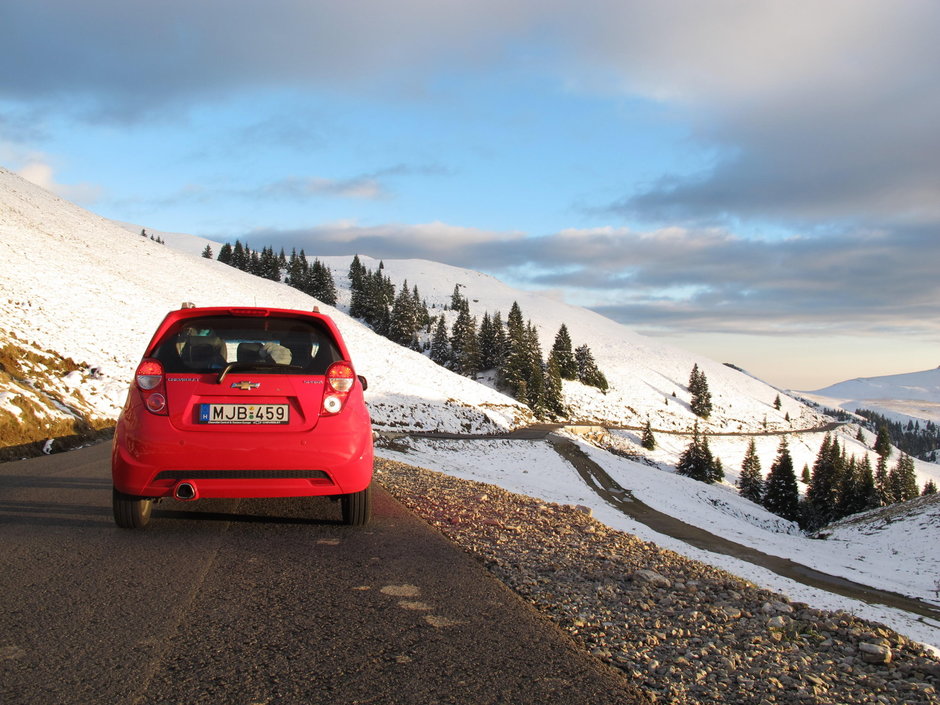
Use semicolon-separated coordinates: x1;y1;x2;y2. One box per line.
151;315;343;374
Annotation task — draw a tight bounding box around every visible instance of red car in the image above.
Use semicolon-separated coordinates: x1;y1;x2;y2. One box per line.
111;304;374;528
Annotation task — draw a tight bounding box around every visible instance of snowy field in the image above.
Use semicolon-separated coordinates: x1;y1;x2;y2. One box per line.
377;437;940;652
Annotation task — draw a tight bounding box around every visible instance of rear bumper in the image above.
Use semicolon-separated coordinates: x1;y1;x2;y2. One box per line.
111;403;373;499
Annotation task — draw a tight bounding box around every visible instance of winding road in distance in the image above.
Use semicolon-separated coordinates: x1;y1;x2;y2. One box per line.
395;422;940;626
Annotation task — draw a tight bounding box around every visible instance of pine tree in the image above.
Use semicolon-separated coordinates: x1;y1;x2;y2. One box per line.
231;240;249;271
248;248;262;276
217;242;233;265
389;281;419;348
542;352;568;419
738;438;764;503
575;344;608;392
524;322;546;414
348;255;366;292
857;455;881;511
478;312;500;370
924;479;938;496
641;420;656;451
551;324;578;380
874;454;890;506
689;364;713;418
806;434;844;528
888;454;919;503
285;249;302;288
201;245;213;258
430;317;450;366
762;438;800;522
412;284;429;330
310;259;337;306
450;284;465;311
498;302;530;401
450;306;480;376
836;456;863;518
874;425;893;458
676;422;719;483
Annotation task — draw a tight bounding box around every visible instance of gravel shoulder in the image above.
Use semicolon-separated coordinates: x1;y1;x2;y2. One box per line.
377;457;940;705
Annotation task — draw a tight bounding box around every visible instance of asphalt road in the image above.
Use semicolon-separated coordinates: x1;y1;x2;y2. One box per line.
0;442;649;705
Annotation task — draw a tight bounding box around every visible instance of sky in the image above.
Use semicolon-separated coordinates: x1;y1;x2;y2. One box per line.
2;0;939;390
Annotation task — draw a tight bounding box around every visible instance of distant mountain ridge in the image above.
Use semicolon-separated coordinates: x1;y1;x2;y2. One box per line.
810;367;940;404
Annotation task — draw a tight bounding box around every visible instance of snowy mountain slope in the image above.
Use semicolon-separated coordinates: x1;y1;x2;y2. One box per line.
812;367;940;403
0;167;528;437
322;255;828;434
801;367;940;425
118;222;830;434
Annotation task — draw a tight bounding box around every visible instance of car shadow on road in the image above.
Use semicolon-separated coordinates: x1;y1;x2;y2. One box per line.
153;497;345;526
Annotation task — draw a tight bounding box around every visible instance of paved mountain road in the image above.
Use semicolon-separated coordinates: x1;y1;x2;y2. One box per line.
0;443;649;705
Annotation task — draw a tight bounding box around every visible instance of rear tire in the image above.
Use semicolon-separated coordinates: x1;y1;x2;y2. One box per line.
341;484;372;526
112;488;153;529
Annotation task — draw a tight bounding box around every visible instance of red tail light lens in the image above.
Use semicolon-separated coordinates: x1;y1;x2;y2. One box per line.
321;362;356;416
134;359;168;415
327;363;355;393
136;360;164;390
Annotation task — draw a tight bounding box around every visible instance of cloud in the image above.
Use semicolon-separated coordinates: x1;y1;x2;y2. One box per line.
242;220;940;338
6;1;937;228
239;221;524;261
0;0;536;116
564;2;940;227
10;157;103;204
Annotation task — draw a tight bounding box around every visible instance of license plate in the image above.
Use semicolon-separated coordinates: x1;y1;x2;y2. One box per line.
198;404;290;425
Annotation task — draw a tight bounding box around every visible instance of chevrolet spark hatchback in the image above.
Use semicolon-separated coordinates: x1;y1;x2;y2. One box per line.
111;305;374;528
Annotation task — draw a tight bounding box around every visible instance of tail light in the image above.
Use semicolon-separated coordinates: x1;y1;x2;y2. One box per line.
321;362;356;416
135;359;168;415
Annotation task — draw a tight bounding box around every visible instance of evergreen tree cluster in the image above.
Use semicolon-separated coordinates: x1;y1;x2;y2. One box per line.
802;432;923;529
676;422;724;484
737;431;930;529
429;292;607;419
855;408;940;462
141;229;165;244
197;246;611;420
217;240;284;281
347;256;429;349
216;241;338;305
735;437;801;522
286;249;338;305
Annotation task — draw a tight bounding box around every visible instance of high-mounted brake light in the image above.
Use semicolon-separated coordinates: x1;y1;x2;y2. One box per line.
228;308;269;317
134;359;168;416
321;362;356;416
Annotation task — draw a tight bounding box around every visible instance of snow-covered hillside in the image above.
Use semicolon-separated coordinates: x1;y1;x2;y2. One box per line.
3;166;939;650
0;167;529;439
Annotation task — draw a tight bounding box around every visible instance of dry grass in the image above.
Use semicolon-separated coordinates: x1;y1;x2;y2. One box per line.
0;333;114;461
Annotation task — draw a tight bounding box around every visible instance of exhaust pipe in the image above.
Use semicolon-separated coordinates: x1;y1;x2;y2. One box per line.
173;481;198;501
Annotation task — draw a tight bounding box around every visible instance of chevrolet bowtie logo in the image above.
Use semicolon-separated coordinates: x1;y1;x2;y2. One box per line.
231;381;261;390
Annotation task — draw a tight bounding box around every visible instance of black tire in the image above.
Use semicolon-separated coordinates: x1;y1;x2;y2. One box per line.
112;488;153;529
341;484;372;526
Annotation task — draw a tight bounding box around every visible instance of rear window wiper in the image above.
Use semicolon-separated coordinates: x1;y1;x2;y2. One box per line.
216;362;304;384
